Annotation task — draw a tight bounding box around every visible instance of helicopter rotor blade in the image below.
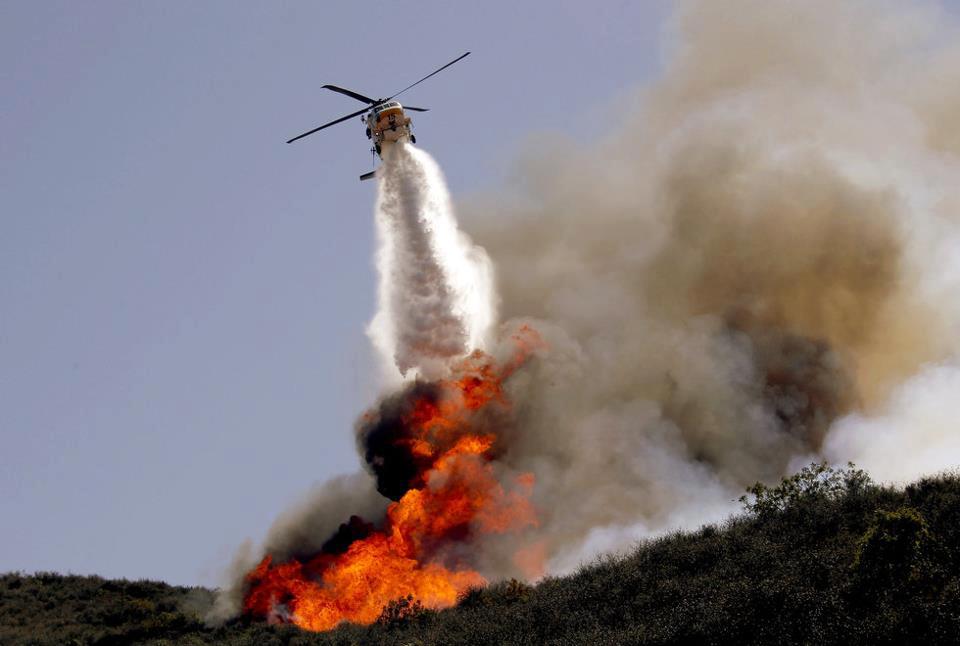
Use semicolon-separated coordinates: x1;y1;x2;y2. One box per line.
322;85;378;105
403;106;429;112
387;51;470;101
286;106;371;144
287;52;466;145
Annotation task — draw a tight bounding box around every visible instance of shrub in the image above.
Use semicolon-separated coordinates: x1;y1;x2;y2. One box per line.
740;462;872;516
376;595;426;630
853;506;934;589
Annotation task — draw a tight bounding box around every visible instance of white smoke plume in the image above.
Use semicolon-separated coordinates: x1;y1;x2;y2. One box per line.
461;0;960;573
824;362;960;483
368;143;495;380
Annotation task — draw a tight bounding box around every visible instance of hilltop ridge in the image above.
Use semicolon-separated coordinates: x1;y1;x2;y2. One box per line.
3;465;959;645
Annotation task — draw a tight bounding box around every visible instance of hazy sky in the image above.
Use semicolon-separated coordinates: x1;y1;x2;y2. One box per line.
1;1;669;586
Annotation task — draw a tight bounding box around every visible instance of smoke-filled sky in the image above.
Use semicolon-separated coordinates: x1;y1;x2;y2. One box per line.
219;0;960;619
6;0;960;591
463;0;960;576
0;1;668;586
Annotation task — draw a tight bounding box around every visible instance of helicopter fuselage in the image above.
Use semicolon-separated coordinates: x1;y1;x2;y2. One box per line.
363;101;414;160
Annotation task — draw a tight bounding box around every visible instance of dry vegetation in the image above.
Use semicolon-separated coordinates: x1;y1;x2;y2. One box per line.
3;464;959;645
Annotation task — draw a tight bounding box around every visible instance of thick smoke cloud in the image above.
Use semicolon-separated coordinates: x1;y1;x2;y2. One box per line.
214;0;960;621
463;0;960;571
357;381;446;501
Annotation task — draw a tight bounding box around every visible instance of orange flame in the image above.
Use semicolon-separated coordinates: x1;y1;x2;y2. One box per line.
242;326;544;632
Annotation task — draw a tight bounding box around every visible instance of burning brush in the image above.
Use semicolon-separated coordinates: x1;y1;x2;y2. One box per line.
241;326;544;632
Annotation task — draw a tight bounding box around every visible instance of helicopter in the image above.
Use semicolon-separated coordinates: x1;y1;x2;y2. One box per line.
286;52;470;181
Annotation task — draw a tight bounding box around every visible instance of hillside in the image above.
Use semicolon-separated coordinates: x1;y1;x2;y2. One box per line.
3;465;959;645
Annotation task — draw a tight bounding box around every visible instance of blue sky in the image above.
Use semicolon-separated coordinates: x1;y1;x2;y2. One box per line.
0;1;670;586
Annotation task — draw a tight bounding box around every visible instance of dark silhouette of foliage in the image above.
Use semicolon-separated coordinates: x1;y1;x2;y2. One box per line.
854;506;933;584
3;464;960;645
377;595;427;631
739;461;872;516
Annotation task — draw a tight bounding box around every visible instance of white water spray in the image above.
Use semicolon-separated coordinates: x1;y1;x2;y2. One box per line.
367;143;495;380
